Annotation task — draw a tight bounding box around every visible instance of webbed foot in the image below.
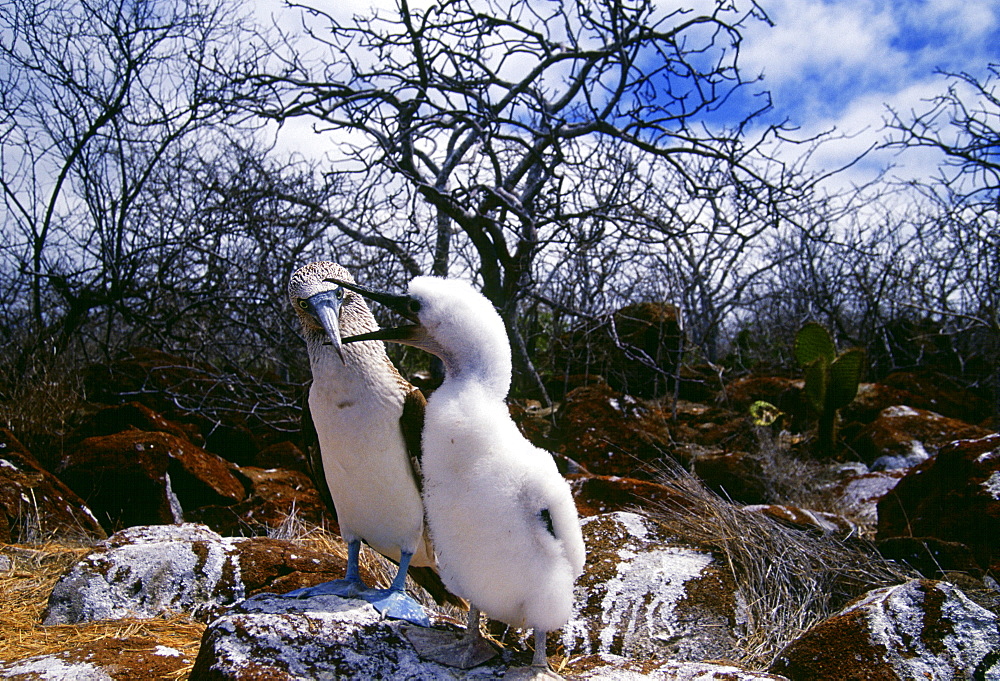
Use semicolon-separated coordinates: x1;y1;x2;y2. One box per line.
283;578;369;600
363;588;431;627
402;625;498;669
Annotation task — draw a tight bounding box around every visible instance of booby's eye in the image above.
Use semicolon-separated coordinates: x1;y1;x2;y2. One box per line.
297;299;310;311
335;287;345;300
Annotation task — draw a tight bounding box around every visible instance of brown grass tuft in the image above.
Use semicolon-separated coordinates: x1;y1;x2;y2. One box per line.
646;458;915;670
0;542;205;677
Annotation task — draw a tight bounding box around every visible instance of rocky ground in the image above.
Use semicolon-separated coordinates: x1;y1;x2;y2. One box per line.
1;349;999;679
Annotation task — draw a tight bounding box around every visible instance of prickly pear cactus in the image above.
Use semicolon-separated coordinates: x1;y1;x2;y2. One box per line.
794;323;864;456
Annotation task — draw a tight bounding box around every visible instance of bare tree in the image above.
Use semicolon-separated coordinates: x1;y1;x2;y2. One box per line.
251;0;815;395
0;0;266;351
883;64;999;412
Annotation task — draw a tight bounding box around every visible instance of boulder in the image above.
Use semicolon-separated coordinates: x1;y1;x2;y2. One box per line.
876;537;982;580
769;579;1000;679
832;470;906;526
554;385;674;480
722;377;810;429
251;440;310;474
877;433;1000;574
188;592;509;680
881;370;993;425
570;474;695;517
0;428;106;543
550;302;681;399
691;449;767;504
566;658;788;679
562;511;740;663
81;347;298;459
849;405;992;469
186;465;335;537
70;401;202;446
43;523;359;625
55;430;246;531
741;504;858;538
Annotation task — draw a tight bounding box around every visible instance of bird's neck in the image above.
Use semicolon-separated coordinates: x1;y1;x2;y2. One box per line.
439;353;512;402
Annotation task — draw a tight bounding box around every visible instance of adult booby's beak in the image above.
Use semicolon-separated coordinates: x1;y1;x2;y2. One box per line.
306;288;346;363
325;277;423;346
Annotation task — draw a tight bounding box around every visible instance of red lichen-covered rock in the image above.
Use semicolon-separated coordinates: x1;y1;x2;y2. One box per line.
554;384;674;480
252;440;310;474
877;433;1000;575
0;428;106;543
741;504;858;538
833;470;907;526
56;430;246;531
850;405;992;469
70;401;202;446
563;512;741;663
691;449;767;504
0;637;195;680
769;579;1000;679
880;370;993;425
186;466;335;537
43;523;363;625
723;376;810;428
569;474;696;517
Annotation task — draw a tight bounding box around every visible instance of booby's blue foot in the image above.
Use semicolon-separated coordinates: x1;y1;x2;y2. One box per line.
283;578;371;600
363;588;431;627
282;539;373;600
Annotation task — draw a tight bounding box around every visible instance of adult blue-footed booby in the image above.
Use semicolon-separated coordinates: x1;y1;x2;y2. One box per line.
336;275;586;674
286;261;436;626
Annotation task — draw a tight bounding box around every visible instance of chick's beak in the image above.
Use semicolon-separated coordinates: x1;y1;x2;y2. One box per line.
324;277;423;346
306;289;346;364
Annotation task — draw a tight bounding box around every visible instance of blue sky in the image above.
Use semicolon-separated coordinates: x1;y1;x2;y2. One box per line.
737;0;1000;187
262;0;1000;191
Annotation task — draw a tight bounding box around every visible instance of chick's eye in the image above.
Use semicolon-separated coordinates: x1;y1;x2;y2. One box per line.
408;299;422;314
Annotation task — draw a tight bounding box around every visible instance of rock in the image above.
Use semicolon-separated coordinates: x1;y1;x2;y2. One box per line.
742;505;858;538
832;470;906;526
562;511;740;663
691;449;767;504
43;523;359;625
551;303;681;400
70;401;202;446
566;657;789;679
81;347;298;460
570;474;695;517
0;428;106;543
877;433;1000;574
850;405;992;469
881;370;993;424
769;579;1000;679
876;537;982;579
188;592;509;680
251;440;310;474
0;636;195;680
186;465;335;537
554;385;674;480
56;430;246;531
840;382;922;424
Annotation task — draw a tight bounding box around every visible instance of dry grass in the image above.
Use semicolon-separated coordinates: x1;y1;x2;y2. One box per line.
0;542;205;678
647;458;915;670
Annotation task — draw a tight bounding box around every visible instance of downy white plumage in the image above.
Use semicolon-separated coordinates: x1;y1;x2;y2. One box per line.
339;275;586;671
